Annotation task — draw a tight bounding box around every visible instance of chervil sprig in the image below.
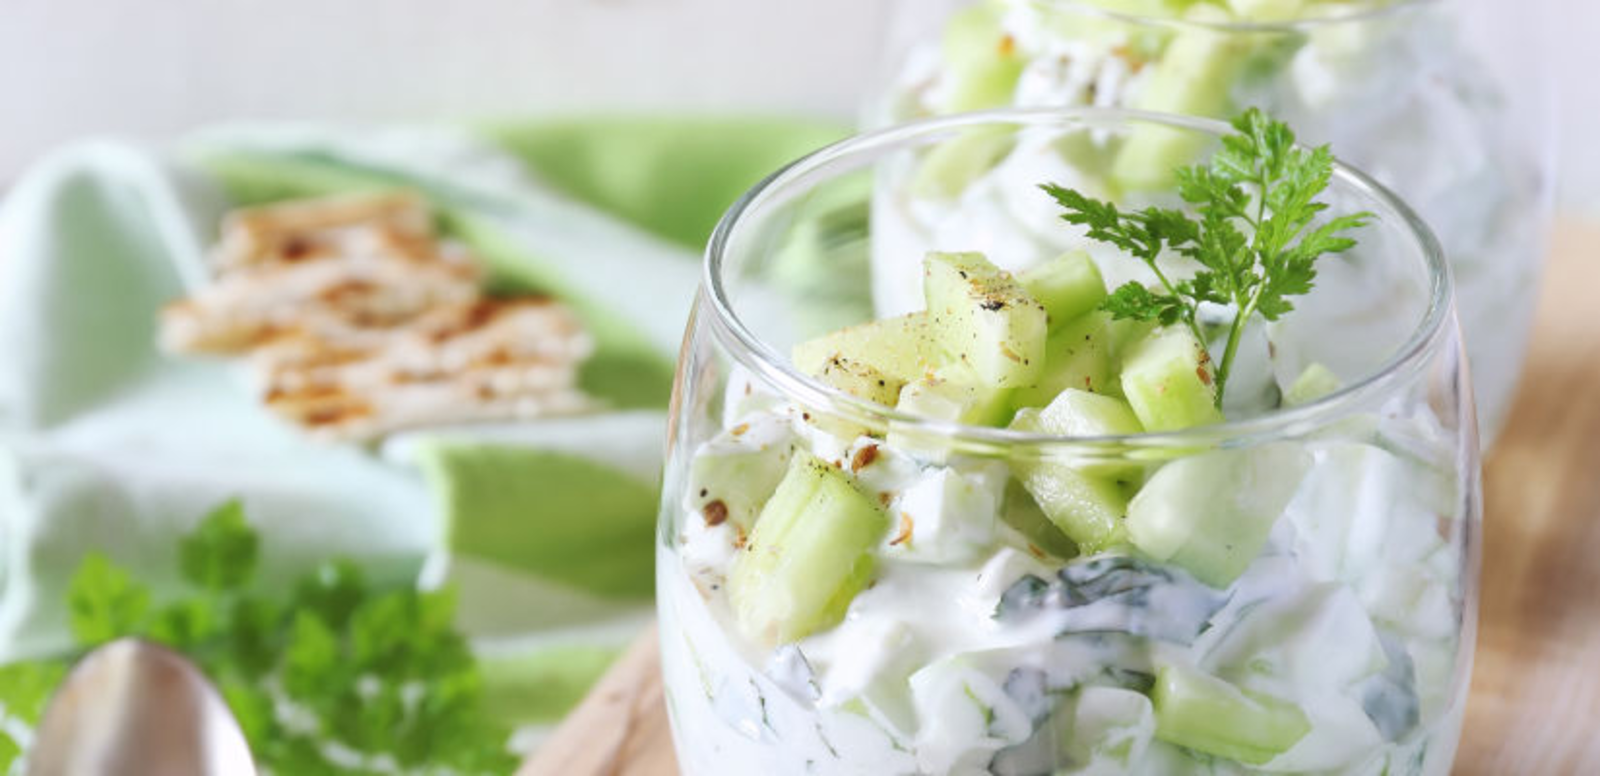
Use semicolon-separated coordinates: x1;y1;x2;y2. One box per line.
1042;109;1372;405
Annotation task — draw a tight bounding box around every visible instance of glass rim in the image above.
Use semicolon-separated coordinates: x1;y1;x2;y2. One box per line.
702;107;1453;454
1021;0;1438;33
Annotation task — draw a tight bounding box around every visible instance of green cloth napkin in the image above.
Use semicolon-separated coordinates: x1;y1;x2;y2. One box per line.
480;116;849;249
0;144;437;662
0;116;848;736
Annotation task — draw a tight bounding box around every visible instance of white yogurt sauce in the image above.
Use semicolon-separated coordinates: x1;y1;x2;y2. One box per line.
660;387;1469;775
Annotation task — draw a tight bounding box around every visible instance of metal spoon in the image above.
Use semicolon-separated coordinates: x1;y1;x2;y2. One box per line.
27;638;256;776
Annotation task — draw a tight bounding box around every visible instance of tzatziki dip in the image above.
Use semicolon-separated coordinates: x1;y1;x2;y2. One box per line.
659;110;1476;776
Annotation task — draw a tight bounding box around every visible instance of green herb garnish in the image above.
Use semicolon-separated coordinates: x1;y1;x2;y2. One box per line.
0;501;517;775
1042;109;1372;405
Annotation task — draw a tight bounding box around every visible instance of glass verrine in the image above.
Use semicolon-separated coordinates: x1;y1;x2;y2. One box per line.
659;110;1479;776
867;0;1552;442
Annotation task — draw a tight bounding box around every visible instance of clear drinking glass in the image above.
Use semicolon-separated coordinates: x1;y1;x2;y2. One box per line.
866;0;1552;442
656;109;1480;775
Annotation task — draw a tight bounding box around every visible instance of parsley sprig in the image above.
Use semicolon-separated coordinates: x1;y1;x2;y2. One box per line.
1042;109;1372;405
0;501;517;775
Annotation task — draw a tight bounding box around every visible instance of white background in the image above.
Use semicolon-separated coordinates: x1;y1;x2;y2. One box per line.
2;0;1594;211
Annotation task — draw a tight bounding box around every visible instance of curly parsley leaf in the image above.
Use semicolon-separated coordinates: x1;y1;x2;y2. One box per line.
0;661;67;725
179;498;258;592
67;553;151;646
3;503;518;775
1043;108;1372;404
0;729;18;773
1104;281;1188;327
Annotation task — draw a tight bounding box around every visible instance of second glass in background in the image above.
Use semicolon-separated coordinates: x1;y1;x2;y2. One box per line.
866;0;1554;442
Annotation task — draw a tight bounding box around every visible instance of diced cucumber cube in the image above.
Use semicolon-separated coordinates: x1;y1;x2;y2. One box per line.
1111;5;1251;191
1018;251;1108;329
815;356;907;407
941;2;1025;113
1105;316;1158;365
686;415;797;531
1011;311;1116;409
1037;388;1144;439
1126;444;1312;587
1024;388;1147;485
793;312;935;384
1283;362;1342;407
888;377;1014;460
729;452;889;646
1119;326;1223;432
924;252;1049;389
1150;662;1311;765
896;378;1014;427
999;479;1079;560
911;126;1018;200
1009;408;1130;553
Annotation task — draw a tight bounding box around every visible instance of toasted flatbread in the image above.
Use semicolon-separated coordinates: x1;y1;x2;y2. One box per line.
212;190;435;269
159;192;594;440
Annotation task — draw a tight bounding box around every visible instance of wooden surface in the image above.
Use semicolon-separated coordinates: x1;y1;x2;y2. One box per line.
517;624;676;776
1457;219;1600;773
522;220;1600;776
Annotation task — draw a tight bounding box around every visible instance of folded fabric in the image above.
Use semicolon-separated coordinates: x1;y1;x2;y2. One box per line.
0;114;849;741
478;116;849;249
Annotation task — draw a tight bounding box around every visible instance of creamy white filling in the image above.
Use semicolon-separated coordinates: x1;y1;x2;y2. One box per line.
662;396;1468;775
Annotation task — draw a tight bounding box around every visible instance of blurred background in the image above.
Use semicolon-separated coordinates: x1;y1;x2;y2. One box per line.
3;0;1595;214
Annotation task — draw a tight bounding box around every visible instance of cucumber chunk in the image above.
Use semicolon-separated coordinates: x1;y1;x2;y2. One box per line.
730;452;889;646
1151;662;1312;765
1009;408;1130;552
815;355;907;407
687;416;797;531
896;377;1014;427
1119;326;1223;432
1036;389;1143;439
1017;251;1108;329
1105;317;1158;365
999;479;1080;560
911;126;1018;200
1111;5;1251;191
1126;444;1312;587
941;2;1025;113
793;312;935;384
1012;312;1117;409
924;252;1049;389
888;377;1013;460
1283;362;1342;407
1030;388;1146;481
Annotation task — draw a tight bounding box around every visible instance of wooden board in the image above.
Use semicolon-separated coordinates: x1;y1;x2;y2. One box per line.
520;220;1600;776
